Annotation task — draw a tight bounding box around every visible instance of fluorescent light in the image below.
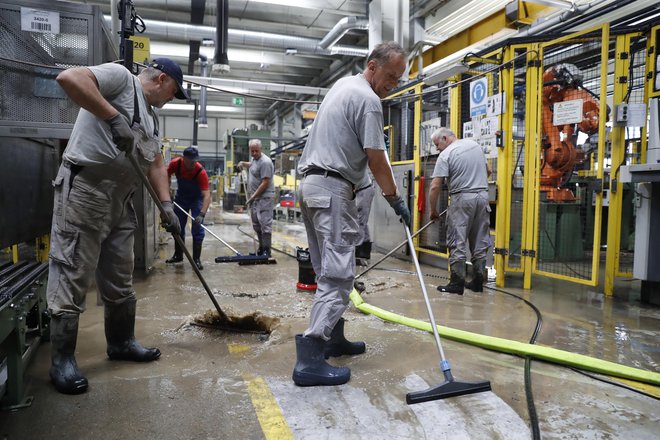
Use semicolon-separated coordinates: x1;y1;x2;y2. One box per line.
162;103;242;113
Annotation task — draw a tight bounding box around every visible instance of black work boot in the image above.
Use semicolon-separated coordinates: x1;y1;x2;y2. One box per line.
193;240;204;270
292;334;351;386
325;318;366;358
49;313;88;395
466;259;486;292
166;240;184;264
437;262;465;295
261;233;272;257
355;241;372;259
105;300;161;362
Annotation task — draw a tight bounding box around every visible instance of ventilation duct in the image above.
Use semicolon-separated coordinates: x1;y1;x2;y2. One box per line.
213;0;230;74
318;16;368;50
198;56;209;127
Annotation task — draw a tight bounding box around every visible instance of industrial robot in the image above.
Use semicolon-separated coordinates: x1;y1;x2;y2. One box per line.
541;63;601;202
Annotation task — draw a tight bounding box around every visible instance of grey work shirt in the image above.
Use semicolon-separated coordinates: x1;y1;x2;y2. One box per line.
432;139;489;194
63;63;159;166
248;153;275;198
297;73;385;185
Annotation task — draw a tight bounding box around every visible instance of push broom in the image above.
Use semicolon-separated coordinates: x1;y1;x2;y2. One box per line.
403;224;491;404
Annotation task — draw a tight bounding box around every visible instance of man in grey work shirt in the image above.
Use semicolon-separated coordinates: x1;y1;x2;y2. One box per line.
292;41;411;387
237;139;275;256
429;127;491;295
48;58;186;394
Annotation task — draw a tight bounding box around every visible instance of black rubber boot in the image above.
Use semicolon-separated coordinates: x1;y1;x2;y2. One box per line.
261;233;272;257
193;240;203;270
49;313;88;395
437;262;465;295
325;318;366;358
166;240;184;264
292;334;350;386
105;300;161;362
466;259;486;292
355;241;372;259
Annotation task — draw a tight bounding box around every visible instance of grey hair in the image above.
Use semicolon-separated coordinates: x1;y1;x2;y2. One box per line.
431;127;455;142
367;41;405;65
248;139;262;148
138;66;161;81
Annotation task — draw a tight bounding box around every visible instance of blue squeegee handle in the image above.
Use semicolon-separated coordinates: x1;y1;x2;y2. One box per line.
404;224;448;363
173;201;241;256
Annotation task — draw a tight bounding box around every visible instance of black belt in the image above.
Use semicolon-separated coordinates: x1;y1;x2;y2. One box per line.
304;168;355;191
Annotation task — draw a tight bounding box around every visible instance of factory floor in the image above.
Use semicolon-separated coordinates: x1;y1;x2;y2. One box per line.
1;206;659;440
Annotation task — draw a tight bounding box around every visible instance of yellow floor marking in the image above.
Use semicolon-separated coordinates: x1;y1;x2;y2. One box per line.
243;374;294;440
227;343;250;354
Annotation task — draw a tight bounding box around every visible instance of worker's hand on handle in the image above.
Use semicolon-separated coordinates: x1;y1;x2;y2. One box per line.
193;213;205;226
430;210;441;222
105;113;134;154
245;197;255;208
385;193;411;228
160;201;181;235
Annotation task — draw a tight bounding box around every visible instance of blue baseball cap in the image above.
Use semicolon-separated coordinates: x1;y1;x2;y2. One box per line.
151;58;189;100
183;146;199;159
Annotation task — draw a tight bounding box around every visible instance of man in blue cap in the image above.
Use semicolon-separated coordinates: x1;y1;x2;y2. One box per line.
47;57;188;394
166;146;211;269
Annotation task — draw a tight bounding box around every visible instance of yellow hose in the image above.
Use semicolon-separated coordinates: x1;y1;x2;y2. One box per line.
349;289;660;387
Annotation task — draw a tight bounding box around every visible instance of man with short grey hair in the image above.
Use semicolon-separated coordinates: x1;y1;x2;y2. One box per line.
429;127;491;295
237;139;275;257
292;41;411;387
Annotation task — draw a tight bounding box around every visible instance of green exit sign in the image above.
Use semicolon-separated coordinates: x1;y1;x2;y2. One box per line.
232;97;244;106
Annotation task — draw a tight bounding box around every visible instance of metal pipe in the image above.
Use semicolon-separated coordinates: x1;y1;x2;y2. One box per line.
318;16;369;50
213;0;230;74
198;56;209;127
105;16;368;57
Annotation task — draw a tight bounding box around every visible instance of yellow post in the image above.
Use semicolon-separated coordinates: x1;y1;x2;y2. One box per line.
494;45;516;287
522;44;541;290
11;244;19;263
36;235;50;263
412;84;423;245
449;79;461;135
604;33;629;296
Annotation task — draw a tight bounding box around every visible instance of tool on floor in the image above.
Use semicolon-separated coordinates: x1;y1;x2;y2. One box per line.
356;215;442;281
126;153;273;333
403;224;491;404
171;200;267;265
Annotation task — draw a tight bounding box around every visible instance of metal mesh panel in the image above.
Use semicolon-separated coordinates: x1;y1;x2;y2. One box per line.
383;90;416;162
507;48;529;269
418;86;450;252
0;5;91;127
616;36;647;274
536;30;604;281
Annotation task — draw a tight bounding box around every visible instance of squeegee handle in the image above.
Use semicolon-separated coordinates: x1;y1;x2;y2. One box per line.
172;201;241;255
126;153;228;321
404;224;447;362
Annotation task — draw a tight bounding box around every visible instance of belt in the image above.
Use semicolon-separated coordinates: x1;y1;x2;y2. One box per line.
304;168;355;190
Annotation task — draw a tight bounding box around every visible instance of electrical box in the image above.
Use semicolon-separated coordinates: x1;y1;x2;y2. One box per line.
614;103;629;125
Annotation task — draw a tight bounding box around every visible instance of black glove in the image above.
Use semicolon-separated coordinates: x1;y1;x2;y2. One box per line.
386;194;411;228
234;164;242;173
160;201;181;235
104;113;134;153
193;213;205;226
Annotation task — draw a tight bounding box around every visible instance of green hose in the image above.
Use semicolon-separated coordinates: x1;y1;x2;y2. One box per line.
349;289;660;387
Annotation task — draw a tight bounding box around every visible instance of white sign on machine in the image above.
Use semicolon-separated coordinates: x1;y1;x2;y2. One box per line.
21;8;60;34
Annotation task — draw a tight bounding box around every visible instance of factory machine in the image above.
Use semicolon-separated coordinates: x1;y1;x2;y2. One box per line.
0;0;114;408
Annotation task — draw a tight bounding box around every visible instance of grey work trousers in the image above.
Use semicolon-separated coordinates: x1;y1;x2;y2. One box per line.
446;191;491;266
298;174;360;340
355;184;374;244
249;196;274;235
47;161;141;315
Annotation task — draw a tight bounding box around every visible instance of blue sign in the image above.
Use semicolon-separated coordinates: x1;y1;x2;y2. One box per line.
470;78;488;117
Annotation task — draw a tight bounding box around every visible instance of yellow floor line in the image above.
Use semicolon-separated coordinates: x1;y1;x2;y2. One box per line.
243;374;294;440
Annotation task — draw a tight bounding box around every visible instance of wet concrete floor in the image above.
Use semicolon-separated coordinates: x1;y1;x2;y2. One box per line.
1;207;659;439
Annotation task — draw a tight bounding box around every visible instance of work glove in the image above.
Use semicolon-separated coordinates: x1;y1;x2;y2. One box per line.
104;113;134;154
160;201;181;235
193;213;205;226
385;194;411;228
234;164;242;173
